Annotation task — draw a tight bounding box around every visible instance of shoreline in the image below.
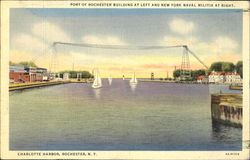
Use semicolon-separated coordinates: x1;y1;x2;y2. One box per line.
9;79;242;91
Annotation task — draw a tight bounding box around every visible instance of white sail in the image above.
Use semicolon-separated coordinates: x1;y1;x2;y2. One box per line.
130;72;137;84
108;75;112;85
92;70;102;88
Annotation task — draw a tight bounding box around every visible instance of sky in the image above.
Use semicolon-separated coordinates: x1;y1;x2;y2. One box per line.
10;8;242;78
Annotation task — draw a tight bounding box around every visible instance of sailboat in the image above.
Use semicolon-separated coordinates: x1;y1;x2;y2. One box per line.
92;69;102;89
108;75;112;85
130;72;138;84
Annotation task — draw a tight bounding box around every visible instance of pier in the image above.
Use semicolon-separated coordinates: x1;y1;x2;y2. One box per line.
211;93;242;127
9;79;94;91
229;85;243;90
9;81;71;91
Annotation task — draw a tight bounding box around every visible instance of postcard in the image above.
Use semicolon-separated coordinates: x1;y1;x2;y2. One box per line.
1;0;249;159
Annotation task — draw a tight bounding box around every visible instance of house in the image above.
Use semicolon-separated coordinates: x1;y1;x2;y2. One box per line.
196;76;208;83
208;70;242;83
27;67;47;82
9;66;30;83
63;73;69;80
225;71;242;83
208;71;226;83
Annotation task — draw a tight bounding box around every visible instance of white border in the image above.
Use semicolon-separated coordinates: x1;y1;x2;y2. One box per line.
1;1;249;159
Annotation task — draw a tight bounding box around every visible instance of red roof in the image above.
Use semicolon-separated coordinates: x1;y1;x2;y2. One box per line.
217;72;225;75
196;76;205;80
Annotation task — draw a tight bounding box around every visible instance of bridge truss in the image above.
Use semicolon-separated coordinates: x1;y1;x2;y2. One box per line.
52;42;208;80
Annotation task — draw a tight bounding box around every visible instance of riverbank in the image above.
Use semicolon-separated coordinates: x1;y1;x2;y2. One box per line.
139;80;175;83
229;85;243;90
211;93;242;127
9;81;71;91
9;79;94;91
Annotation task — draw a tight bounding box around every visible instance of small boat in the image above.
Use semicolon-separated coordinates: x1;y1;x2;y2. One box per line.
108;75;112;85
92;69;102;89
130;72;137;84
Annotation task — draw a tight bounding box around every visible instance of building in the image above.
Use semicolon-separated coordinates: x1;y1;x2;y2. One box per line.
27;67;47;82
208;71;242;83
225;71;242;83
9;65;48;83
9;66;30;83
208;71;225;83
196;76;208;83
63;73;69;80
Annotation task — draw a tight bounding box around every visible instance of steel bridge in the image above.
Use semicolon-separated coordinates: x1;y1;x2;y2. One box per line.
51;42;208;80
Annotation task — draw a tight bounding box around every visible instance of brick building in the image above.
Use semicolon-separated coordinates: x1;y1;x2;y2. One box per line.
9;65;48;83
9;66;30;83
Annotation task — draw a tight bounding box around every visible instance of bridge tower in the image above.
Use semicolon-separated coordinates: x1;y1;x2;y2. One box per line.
180;46;191;81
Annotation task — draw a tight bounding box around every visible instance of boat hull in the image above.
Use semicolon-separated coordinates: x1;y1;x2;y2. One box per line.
92;85;102;89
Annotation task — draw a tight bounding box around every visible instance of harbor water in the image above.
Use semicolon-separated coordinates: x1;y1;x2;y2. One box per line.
9;79;242;150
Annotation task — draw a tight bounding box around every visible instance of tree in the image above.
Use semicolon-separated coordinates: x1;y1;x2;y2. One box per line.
209;62;223;71
209;62;235;72
191;69;206;79
173;69;181;78
59;70;93;78
236;61;243;78
221;62;235;72
9;61;38;67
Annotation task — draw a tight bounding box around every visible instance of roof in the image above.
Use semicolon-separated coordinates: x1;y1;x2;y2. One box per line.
196;76;206;80
9;65;27;73
208;71;239;76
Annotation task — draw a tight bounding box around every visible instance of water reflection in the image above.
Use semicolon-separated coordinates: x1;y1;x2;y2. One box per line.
108;78;112;85
93;88;101;99
129;83;137;92
211;121;242;143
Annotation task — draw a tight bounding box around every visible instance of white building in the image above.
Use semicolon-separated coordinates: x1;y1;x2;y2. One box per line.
208;71;225;83
225;71;242;83
196;76;209;83
208;71;242;83
63;73;69;80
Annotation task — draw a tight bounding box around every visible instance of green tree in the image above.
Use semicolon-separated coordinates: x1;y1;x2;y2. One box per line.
209;62;235;72
59;70;93;78
9;61;18;66
236;61;243;78
209;62;223;71
10;61;38;67
221;62;235;72
191;69;206;79
173;69;181;78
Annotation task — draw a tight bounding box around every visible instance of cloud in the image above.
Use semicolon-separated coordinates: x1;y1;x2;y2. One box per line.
162;35;238;53
169;18;195;35
11;21;72;56
162;35;198;46
31;21;71;43
11;33;46;54
81;35;127;45
212;36;238;51
161;34;241;69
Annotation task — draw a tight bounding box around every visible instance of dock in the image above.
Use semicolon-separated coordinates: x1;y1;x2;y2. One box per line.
9;81;71;91
229;85;243;90
211;93;242;127
9;79;94;91
139;80;175;83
